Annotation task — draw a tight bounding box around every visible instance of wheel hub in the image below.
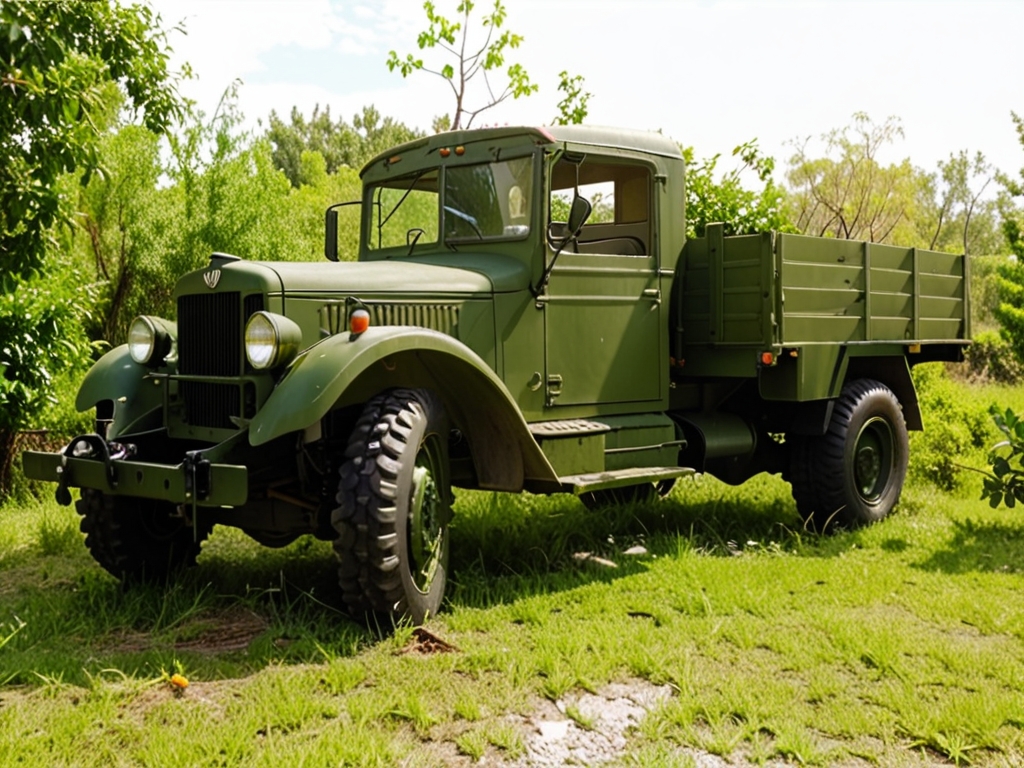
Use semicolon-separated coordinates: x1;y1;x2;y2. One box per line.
409;460;444;591
854;417;894;502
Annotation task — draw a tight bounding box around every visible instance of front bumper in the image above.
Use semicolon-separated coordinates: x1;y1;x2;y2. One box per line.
23;448;248;507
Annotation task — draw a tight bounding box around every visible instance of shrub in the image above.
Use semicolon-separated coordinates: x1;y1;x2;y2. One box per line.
908;364;994;492
962;329;1023;383
980;405;1024;509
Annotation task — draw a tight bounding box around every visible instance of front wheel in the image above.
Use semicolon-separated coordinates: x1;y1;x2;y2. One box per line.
789;379;908;531
332;389;451;625
76;489;212;582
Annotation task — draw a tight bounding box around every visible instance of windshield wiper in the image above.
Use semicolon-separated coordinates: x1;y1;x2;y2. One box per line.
443;206;483;240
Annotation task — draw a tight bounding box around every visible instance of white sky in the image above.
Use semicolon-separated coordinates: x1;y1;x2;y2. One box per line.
148;0;1024;181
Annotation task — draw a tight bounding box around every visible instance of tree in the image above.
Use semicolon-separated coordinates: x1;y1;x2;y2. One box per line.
1;0;181;278
552;70;591;126
786;113;920;243
387;0;537;130
998;111;1024;260
923;150;999;257
266;104;421;187
0;0;182;495
684;140;797;239
993;111;1024;365
77;125;165;345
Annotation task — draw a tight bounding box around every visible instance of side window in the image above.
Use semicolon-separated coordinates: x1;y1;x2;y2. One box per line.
549;159;651;256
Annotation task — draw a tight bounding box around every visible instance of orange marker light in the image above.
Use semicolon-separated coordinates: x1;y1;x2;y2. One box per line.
439;147;451;157
350;309;370;335
760;351;775;366
455;146;465;155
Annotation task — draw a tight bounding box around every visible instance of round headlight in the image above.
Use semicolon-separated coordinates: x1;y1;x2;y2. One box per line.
128;316;156;365
245;312;278;370
245;311;302;371
127;315;178;367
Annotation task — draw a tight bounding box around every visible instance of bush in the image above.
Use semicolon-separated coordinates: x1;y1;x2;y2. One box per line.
908;363;994;492
980;405;1024;508
961;329;1023;383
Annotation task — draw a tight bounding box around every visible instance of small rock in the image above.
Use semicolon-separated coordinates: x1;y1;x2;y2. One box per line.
623;545;648;556
572;552;618;568
536;719;570;740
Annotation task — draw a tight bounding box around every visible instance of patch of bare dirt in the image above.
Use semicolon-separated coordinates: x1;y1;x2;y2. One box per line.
397;627;460;655
502;680;794;768
506;680;674;767
104;607;268;654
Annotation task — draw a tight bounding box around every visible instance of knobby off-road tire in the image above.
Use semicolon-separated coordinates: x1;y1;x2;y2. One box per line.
332;389;451;625
76;489;212;582
788;379;909;531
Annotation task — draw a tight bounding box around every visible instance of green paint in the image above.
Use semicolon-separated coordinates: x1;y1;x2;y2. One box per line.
25;125;970;552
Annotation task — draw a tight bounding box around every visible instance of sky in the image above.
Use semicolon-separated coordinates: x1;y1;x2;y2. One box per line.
147;0;1023;181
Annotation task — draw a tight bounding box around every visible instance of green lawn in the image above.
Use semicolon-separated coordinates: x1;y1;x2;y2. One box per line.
1;374;1023;766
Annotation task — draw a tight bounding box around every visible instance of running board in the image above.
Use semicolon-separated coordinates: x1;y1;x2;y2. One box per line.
559;466;695;495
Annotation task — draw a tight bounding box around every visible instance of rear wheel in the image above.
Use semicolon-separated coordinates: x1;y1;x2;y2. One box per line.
789;379;908;531
332;389;451;625
76;489;212;582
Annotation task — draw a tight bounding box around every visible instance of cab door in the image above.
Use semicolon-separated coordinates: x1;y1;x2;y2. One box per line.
542;157;663;409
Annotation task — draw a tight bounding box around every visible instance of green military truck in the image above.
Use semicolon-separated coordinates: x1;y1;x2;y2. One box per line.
24;125;969;623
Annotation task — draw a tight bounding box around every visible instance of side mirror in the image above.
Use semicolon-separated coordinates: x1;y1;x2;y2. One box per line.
324;208;339;261
567;193;592;236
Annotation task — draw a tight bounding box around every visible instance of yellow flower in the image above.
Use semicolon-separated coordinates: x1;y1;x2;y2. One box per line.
169;673;189;691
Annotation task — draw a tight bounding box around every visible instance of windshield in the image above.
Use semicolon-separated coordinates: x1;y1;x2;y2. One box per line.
366;156;534;252
444;157;533;242
367;169;439;251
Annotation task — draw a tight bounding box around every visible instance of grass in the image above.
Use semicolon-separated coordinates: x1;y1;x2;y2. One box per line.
1;372;1023;766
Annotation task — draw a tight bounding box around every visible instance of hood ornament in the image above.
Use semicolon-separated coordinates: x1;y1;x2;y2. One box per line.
203;269;222;289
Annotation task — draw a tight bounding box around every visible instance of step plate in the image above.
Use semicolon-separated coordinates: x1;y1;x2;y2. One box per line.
559;466;695;494
529;419;612;438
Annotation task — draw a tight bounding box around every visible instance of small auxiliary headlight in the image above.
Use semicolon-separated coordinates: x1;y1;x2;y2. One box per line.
128;316;175;367
245;311;302;371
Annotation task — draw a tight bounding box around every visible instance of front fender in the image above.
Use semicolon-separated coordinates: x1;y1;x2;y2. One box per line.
75;345;162;437
249;327;557;492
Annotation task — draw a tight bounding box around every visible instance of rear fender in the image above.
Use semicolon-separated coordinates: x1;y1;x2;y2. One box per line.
249;327;557;492
75;345;162;438
843;355;922;431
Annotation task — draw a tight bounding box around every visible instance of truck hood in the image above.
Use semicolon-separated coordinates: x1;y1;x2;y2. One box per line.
258;256;528;297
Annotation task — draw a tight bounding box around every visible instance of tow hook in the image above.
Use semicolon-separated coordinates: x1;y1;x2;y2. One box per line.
55;434;131;506
183;452;212;502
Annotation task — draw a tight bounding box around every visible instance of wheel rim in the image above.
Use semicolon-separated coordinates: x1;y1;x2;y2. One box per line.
853;417;894;503
408;433;448;594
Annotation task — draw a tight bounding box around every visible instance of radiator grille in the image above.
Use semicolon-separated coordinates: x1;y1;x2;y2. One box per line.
180;381;239;430
178;292;241;376
176;292;265;429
